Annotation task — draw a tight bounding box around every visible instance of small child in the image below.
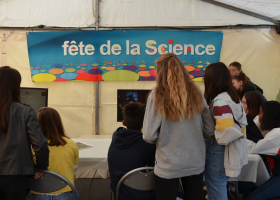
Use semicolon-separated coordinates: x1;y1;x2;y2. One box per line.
27;107;79;200
108;103;156;200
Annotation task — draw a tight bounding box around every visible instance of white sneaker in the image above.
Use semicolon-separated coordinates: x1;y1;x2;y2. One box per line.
203;186;207;191
205;194;208;199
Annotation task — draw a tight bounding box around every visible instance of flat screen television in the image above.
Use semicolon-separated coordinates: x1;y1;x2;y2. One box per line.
117;89;151;122
20;87;48;113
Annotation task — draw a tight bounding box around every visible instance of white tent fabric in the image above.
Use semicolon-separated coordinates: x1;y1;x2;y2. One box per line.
0;0;278;28
0;0;95;27
99;0;274;27
216;0;280;20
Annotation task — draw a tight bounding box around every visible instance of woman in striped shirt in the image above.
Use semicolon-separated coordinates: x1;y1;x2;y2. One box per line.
27;107;79;200
203;62;248;200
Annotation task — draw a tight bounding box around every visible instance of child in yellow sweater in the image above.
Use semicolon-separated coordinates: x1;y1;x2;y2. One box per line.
27;107;79;200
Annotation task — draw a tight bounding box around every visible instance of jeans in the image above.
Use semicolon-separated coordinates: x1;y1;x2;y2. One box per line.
239;172;280;200
26;189;79;200
0;175;28;200
154;172;203;200
204;138;230;200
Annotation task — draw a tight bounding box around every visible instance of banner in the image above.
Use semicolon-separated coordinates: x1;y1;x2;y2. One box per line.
27;30;223;82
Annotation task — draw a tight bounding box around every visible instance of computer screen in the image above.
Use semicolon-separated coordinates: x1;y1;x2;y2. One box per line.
117;89;151;122
20;87;48;113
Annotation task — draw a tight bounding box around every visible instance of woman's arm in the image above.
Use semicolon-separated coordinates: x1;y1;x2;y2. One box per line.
143;91;161;144
201;97;215;139
26;106;49;170
213;99;245;145
247;129;280;155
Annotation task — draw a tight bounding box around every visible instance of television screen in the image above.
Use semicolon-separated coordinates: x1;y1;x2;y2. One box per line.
20;87;48;113
117;89;151;122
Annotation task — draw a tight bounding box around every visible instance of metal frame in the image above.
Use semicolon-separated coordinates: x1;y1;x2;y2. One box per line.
200;0;279;25
115;167;155;200
95;0;100;135
227;181;242;200
28;170;78;200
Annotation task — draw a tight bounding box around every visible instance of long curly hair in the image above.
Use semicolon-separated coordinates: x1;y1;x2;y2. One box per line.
155;53;203;121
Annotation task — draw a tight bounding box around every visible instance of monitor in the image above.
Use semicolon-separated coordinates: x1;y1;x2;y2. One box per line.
117;89;151;122
20;87;48;113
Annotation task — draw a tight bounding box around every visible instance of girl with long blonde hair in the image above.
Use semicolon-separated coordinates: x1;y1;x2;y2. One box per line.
143;53;215;200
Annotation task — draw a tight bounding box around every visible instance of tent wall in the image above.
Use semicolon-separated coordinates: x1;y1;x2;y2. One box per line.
1;31;96;138
0;29;280;137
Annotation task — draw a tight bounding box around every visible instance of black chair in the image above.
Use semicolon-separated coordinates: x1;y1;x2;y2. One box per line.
115;167;155;200
27;170;78;200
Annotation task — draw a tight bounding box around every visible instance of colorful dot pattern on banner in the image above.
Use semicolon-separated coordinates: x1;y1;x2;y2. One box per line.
30;60;210;82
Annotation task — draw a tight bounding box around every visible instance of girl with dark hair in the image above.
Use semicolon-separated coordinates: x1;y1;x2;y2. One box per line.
232;75;266;101
229;62;263;95
240;101;280;200
143;53;214;200
27;107;79;200
204;62;248;200
242;91;264;143
0;66;49;199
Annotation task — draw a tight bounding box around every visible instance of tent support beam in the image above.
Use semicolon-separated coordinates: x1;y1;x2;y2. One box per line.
200;0;279;25
95;0;100;135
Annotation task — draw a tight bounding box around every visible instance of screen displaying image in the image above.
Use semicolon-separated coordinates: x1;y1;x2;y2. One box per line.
20;87;48;114
117;89;151;122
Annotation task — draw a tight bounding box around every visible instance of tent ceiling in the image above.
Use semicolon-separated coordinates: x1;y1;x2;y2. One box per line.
99;0;274;27
215;0;280;20
0;0;278;28
0;0;95;28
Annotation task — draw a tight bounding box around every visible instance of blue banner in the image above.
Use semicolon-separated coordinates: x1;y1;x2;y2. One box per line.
27;30;223;82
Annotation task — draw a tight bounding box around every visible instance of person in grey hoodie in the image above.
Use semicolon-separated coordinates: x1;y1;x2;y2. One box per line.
143;53;215;200
204;62;248;200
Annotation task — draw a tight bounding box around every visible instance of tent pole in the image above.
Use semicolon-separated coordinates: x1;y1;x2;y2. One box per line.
200;0;279;25
95;0;100;135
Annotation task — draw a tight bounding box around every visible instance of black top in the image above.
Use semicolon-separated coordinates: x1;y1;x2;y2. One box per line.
243;81;263;94
242;82;266;101
0;102;49;175
246;116;264;143
108;127;156;200
246;116;271;174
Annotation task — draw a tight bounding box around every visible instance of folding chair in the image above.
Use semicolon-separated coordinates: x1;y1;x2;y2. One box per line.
115;167;155;200
27;170;78;200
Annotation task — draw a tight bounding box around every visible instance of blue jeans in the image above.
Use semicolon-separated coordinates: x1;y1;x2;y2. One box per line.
26;189;79;200
239;172;280;200
204;138;230;200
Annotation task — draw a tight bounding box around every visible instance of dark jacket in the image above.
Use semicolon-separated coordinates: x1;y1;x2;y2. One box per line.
242;82;266;101
108;127;156;200
0;102;49;175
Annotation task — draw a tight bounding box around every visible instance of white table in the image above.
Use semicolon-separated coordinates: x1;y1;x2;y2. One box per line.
229;154;270;186
73;138;111;179
74;138;270;186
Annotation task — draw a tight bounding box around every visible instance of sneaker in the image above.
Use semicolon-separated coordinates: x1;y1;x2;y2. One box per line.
203;186;207;191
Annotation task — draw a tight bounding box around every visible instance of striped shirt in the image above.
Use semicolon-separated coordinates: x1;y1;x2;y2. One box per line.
210;92;248;177
213;99;246;145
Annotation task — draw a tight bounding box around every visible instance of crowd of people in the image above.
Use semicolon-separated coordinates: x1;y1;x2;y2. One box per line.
0;54;280;200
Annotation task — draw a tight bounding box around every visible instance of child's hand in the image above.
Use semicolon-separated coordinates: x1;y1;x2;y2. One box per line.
34;172;43;179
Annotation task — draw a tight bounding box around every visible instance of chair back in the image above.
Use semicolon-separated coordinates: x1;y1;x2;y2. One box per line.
27;170;78;200
116;167;155;200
